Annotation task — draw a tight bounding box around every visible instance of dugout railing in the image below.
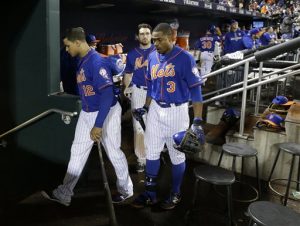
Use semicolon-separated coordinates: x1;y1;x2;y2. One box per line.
0;109;78;144
201;36;300;138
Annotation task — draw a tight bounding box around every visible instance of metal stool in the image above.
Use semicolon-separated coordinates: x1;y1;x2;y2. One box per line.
187;165;235;226
268;142;300;206
247;201;300;226
218;143;261;202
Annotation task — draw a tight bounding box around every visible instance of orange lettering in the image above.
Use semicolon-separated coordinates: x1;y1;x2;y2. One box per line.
167;81;176;93
83;85;95;96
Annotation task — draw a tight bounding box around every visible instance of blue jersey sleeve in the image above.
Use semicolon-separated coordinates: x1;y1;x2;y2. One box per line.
91;61;113;91
91;60;114;127
183;54;203;88
242;35;253;49
94;86;114;127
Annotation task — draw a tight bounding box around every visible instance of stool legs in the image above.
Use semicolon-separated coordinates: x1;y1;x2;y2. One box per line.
248;219;254;226
255;156;261;199
191;178;200;208
218;150;224;166
268;149;281;182
284;154;296;206
297;157;300;191
226;185;233;226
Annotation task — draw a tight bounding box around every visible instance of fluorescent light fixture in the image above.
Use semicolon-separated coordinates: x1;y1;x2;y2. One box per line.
85;3;115;9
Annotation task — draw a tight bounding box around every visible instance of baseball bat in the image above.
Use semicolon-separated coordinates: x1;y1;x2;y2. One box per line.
138;118;146;131
97;141;118;226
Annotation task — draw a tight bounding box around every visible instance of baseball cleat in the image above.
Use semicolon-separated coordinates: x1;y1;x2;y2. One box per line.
112;192;133;204
131;192;158;209
136;162;145;173
160;192;181;210
41;190;70;207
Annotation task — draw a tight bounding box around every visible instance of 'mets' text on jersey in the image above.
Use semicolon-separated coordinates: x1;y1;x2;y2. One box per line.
147;46;203;104
76;49;113;112
125;45;155;86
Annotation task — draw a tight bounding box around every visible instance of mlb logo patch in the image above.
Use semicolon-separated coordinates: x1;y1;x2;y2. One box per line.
99;68;109;79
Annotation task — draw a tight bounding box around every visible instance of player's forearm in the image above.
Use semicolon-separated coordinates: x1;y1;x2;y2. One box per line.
190;85;203;119
192;102;203;119
145;96;152;108
123;73;133;87
94;86;114;127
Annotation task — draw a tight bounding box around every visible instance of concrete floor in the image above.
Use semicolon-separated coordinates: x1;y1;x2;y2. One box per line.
1;114;300;226
2;145;299;226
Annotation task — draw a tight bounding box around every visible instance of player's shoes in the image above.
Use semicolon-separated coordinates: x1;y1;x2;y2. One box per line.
111;192;133;204
160;192;181;210
131;192;158;209
136;162;145;173
41;190;70;207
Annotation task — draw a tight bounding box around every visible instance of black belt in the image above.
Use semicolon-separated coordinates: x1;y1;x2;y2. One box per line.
155;100;186;108
134;84;147;90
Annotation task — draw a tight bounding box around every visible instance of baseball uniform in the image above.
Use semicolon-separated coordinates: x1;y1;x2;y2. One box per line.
124;45;155;166
52;49;133;204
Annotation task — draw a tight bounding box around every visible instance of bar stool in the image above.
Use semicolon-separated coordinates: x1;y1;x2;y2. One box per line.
247;201;300;226
268;142;300;206
187;165;235;226
218;143;261;202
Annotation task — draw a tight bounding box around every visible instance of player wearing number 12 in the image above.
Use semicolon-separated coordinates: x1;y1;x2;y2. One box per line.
41;27;133;206
131;23;205;210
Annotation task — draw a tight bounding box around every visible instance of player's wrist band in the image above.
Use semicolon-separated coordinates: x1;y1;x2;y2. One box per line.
193;117;202;125
143;105;149;112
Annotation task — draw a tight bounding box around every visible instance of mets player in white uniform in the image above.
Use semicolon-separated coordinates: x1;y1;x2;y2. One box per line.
41;27;133;206
131;23;205;210
195;25;221;76
123;23;155;173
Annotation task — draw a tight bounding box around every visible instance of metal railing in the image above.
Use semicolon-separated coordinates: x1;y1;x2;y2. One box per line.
202;36;300;138
0;109;78;140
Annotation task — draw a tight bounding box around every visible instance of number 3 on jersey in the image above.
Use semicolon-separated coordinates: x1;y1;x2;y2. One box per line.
167;81;176;93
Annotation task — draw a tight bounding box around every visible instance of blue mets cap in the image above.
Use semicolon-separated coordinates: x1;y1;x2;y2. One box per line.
173;131;186;146
230;20;238;24
263;113;284;127
250;28;260;36
272;96;293;106
86;34;100;44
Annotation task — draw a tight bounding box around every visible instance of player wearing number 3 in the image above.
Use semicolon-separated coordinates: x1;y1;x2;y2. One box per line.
131;23;205;210
41;27;133;206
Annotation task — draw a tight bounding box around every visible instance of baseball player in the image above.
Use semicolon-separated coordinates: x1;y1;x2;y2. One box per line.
223;20;246;54
131;23;205;210
123;23;155;173
242;28;261;50
195;25;221;76
86;34;100;50
260;26;275;46
41;27;133;206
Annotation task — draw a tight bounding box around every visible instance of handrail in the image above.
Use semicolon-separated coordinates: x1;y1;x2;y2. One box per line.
203;63;300;98
203;68;300;104
0;109;78;139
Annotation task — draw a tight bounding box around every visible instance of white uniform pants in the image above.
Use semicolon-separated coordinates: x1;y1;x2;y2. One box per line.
131;84;147;164
200;51;214;75
53;103;133;202
145;101;189;165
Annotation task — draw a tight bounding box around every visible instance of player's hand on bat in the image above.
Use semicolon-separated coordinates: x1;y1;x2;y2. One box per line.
90;127;102;142
124;85;133;100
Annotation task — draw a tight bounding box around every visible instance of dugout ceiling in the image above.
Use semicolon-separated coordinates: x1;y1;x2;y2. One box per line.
61;0;270;21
